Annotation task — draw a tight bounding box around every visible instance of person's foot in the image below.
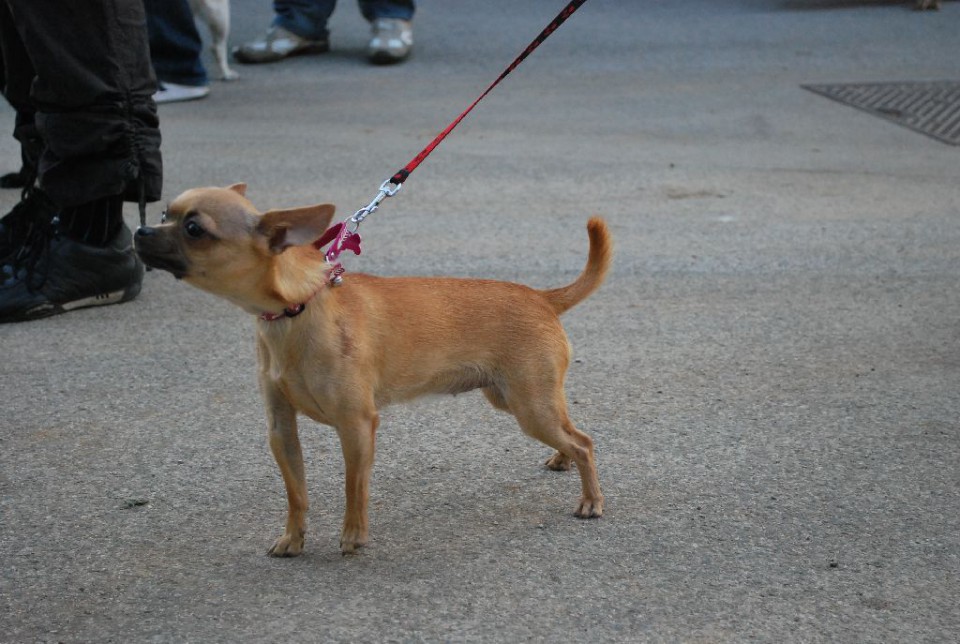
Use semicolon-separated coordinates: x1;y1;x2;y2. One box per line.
368;18;413;65
233;25;329;64
0;203;143;323
154;82;210;104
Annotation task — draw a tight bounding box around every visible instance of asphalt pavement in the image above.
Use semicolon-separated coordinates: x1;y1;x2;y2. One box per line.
2;0;959;641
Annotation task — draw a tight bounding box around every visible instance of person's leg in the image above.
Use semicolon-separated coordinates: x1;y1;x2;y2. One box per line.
0;4;38;193
8;0;161;208
0;0;160;322
234;0;333;64
360;0;415;64
274;0;337;40
145;0;208;88
357;0;414;22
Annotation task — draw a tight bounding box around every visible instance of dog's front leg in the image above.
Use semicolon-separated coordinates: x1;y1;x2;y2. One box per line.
336;413;379;555
263;382;309;557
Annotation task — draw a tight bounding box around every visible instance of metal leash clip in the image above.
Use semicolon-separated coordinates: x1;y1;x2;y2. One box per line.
349;178;403;231
322;178;403;285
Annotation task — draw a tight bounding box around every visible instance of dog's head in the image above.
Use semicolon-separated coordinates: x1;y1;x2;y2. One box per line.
135;183;337;315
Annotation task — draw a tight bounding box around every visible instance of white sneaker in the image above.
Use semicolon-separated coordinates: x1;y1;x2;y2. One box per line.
233;25;329;64
154;82;210;104
368;18;413;65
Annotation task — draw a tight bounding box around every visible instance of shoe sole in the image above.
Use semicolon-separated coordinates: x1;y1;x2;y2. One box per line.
154;86;211;104
368;50;409;65
10;282;141;323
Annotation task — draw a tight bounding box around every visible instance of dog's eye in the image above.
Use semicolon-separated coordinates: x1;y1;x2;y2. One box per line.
184;219;206;239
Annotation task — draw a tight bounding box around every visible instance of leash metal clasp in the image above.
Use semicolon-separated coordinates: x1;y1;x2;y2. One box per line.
349;179;402;231
325;178;403;285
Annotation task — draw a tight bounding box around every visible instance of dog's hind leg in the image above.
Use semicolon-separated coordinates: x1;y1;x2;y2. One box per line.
485;383;572;471
483;385;573;472
506;386;603;518
209;26;238;80
483;386;573;472
192;0;238;79
544;450;574;472
335;413;379;554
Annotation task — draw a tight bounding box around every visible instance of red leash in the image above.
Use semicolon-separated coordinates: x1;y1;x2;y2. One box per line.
320;0;590;282
390;0;589;186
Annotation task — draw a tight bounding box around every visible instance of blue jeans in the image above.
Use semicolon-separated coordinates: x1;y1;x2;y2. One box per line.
145;0;208;87
274;0;415;41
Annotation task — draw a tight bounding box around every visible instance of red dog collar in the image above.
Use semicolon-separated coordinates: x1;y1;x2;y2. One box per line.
259;303;306;322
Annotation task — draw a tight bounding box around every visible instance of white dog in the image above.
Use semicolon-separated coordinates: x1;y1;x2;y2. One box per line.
189;0;239;80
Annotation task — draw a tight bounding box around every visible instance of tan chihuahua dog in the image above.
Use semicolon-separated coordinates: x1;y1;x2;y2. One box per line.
135;183;612;556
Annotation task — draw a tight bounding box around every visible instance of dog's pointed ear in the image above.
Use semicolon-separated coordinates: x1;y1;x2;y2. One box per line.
257;204;337;254
226;183;247;196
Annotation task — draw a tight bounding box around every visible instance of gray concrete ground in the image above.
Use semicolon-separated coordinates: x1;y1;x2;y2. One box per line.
2;0;959;641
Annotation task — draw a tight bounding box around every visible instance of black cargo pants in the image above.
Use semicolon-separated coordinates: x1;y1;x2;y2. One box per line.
0;0;162;208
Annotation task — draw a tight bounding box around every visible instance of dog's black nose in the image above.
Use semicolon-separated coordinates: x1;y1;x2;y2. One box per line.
135;226;155;237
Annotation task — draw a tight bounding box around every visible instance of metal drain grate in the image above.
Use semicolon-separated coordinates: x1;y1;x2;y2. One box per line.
802;81;960;145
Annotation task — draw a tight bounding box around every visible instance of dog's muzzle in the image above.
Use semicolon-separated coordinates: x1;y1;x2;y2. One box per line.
134;227;189;279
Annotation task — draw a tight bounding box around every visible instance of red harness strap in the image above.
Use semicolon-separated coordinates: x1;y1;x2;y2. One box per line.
389;0;589;186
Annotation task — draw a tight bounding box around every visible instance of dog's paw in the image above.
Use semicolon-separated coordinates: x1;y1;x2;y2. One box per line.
575;497;604;519
220;68;240;81
545;451;573;471
267;532;304;557
340;527;368;555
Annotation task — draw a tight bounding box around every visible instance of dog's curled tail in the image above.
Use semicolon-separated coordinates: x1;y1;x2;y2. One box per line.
541;217;612;315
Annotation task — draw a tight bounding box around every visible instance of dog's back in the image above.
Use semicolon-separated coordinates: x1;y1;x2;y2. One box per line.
320;217;612;405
